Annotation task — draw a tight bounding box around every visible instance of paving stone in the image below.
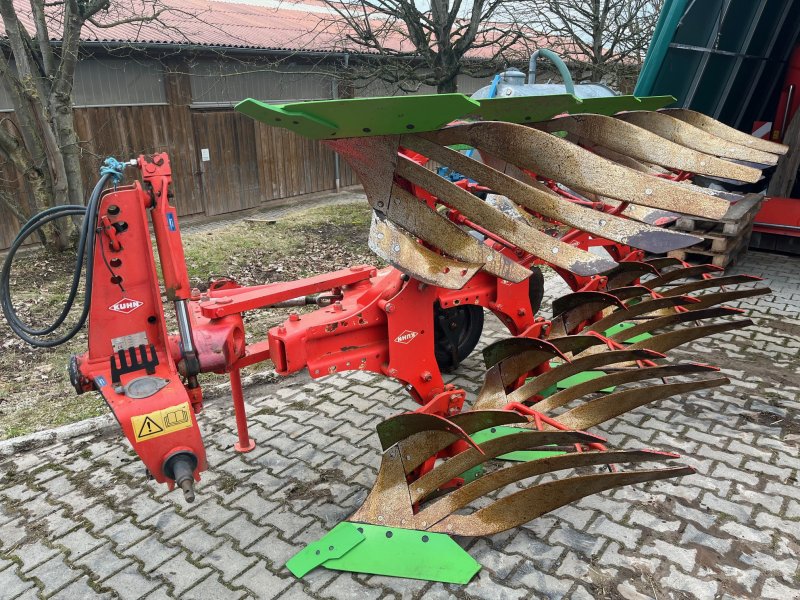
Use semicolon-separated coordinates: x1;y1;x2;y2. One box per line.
27;554;83;595
56;528;104;560
0;518;29;551
761;577;800;599
681;523;732;554
198;539;258;583
246;531;297;570
155;552;214;597
183;573;249;599
9;540;59;572
651;537;699;571
662;565;718;600
233;559;292;599
73;543;132;581
124;534;181;573
101;563;160;600
512;560;573;599
104;517;151;550
0;567;36;599
321;574;382;600
50;575;110;600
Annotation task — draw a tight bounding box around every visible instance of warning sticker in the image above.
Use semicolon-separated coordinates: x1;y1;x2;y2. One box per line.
131;401;193;442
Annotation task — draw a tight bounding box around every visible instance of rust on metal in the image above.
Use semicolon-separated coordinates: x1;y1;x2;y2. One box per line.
606;306;742;343
481;337;568;369
534;363;719;413
548;377;729;431
643;264;725;288
403;133;706;252
604;261;661;289
662;108;789;155
397;410;529;474
536;114;762;183
408;430;601;503
376;412;482;452
617;111;779;166
659;274;764;296
350;447;414;527
627;320;754;353
506;348;664;405
426;464;693;536
682;288;771;311
394;155;620;274
583;295;702;334
368;212;481;289
385;186;532;283
418;123;731;220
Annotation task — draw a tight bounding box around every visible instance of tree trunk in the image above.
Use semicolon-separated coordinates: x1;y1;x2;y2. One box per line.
51;101;84;205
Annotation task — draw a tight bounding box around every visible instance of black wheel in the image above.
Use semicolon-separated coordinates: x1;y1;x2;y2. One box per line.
433;304;484;372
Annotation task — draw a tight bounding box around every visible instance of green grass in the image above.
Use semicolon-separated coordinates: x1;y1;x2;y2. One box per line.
0;201;374;440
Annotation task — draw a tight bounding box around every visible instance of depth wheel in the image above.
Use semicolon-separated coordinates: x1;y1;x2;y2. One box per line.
433;304;484;372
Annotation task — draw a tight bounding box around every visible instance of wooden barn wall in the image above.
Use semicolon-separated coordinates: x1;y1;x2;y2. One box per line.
0;69;362;251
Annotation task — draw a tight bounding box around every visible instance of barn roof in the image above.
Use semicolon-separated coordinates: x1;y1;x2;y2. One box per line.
9;0;545;58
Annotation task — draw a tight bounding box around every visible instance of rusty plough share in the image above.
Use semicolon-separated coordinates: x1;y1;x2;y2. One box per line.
239;92;778;582
1;90;783;584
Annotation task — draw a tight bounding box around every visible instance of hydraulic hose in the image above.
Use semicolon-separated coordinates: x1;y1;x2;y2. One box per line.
1;159;127;347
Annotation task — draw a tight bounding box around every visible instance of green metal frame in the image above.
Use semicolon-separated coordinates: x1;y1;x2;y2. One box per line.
236;93;677;139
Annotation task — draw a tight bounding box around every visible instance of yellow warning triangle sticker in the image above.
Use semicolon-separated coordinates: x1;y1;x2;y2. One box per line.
137;416;164;438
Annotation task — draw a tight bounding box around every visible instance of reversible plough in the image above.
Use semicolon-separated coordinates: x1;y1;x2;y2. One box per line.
1;91;785;583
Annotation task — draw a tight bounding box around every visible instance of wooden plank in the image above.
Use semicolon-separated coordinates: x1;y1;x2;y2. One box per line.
674;195;762;236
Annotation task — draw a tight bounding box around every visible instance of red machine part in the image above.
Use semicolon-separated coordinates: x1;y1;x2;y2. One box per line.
72;155;206;497
70;148;658;501
71;153;546;497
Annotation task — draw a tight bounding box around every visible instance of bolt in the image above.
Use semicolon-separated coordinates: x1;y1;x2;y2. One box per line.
190;288;201;300
421;371;432;382
517;308;526;316
333;301;344;311
277;324;286;333
384;303;395;313
107;204;120;215
289;313;300;322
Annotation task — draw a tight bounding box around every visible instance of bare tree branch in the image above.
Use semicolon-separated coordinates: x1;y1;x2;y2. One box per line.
317;0;528;93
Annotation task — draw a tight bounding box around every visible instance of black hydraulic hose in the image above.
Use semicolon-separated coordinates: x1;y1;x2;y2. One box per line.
0;174;113;347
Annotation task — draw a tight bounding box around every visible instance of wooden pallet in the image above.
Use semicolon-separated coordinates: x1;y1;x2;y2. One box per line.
673;193;762;236
667;194;762;268
667;224;753;267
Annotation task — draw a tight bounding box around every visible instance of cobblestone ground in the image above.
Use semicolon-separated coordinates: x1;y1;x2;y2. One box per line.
0;251;798;599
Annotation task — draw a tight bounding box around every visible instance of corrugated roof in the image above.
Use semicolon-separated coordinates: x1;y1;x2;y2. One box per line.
9;0;535;57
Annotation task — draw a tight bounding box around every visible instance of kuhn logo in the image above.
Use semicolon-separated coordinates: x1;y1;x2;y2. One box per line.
109;298;144;314
394;330;419;344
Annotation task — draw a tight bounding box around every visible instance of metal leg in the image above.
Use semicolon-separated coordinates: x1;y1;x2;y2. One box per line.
230;368;255;453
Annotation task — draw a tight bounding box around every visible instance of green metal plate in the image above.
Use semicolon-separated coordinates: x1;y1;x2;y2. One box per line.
235;94;480;140
286;521;364;578
540;361;617;393
636;95;677;111
474;94;582;123
308;523;481;583
471;426;566;462
604;321;654;344
576;95;676;116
